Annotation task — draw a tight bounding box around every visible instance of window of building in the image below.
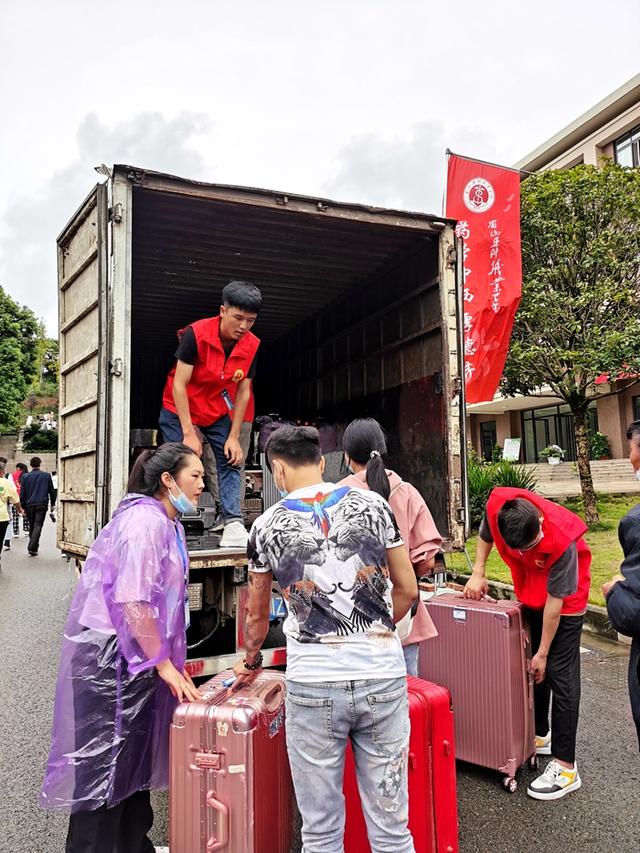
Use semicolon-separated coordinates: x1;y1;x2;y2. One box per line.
633;395;640;422
615;125;640;168
521;402;598;463
480;420;497;462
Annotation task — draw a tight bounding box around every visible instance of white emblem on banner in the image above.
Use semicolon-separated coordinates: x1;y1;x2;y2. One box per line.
463;178;495;214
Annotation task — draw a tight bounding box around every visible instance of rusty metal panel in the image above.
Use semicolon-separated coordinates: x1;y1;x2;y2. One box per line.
58;184;108;554
365;355;382;396
382;348;401;390
401;338;425;385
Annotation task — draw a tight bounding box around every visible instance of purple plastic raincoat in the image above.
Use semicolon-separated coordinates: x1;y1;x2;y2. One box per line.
40;494;189;812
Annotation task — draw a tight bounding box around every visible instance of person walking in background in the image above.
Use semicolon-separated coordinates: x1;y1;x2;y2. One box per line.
603;420;640;751
10;463;30;536
0;459;22;569
1;456;13;551
339;418;442;675
20;457;56;556
40;443;202;852
50;469;58;522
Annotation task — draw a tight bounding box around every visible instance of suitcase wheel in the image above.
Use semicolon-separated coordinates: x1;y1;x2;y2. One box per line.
529;755;540;771
502;776;518;793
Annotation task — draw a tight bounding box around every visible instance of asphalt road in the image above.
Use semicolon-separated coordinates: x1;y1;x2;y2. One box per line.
1;522;639;853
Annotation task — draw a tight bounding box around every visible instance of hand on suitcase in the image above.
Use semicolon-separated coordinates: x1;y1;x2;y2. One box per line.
156;660;202;702
529;652;547;684
229;657;263;693
463;574;489;600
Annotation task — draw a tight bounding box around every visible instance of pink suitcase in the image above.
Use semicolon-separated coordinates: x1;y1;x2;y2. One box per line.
419;594;536;791
169;670;293;853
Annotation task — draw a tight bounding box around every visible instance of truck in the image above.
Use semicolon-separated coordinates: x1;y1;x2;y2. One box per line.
57;164;467;677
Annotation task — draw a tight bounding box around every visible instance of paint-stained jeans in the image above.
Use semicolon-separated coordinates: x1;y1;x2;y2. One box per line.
285;678;414;853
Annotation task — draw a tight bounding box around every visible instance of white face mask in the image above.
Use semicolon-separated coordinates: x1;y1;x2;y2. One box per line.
635;469;640;483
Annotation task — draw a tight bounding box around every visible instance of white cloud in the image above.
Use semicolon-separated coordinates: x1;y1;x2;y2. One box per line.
325;121;499;214
0;112;211;334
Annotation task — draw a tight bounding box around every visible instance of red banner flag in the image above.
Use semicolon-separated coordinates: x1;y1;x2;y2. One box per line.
445;154;522;404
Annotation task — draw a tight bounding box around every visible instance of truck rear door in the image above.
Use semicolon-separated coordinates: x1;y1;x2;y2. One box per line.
57;184;109;557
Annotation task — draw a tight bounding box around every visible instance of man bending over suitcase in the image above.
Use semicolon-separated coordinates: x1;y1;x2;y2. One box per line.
464;487;591;801
231;425;418;853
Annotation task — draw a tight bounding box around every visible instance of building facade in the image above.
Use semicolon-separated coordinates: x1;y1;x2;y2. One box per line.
467;74;640;462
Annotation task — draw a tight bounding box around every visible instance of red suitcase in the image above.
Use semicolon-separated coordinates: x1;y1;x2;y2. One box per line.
169;670;293;853
420;593;536;790
343;676;458;853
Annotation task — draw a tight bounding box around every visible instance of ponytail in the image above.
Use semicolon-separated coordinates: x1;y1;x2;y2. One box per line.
365;450;391;501
127;442;198;496
343;418;390;501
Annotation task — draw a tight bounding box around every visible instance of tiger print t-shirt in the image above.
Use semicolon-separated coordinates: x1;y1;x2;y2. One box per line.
248;482;407;683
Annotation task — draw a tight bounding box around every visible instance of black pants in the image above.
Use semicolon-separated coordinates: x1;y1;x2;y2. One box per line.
25;503;47;554
526;608;583;764
65;789;155;853
0;520;8;559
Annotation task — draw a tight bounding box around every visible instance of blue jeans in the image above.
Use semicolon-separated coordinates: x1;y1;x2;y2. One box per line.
285;678;414;853
158;408;242;523
402;643;419;677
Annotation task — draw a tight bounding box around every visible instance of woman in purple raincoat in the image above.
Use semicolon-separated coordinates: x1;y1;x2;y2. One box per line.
41;443;204;853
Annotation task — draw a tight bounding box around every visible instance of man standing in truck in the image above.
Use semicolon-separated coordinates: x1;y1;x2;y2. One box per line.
159;280;262;549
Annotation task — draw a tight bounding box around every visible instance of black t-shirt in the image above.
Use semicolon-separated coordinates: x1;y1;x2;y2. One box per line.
175;326;257;378
478;513;578;599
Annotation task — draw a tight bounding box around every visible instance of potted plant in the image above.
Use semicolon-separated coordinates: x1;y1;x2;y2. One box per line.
539;444;565;465
589;431;611;460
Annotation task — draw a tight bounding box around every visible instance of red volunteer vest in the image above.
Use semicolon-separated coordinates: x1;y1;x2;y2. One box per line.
162;316;259;427
485;487;591;615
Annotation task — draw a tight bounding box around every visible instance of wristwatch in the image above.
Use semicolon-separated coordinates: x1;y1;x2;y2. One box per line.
243;652;263;671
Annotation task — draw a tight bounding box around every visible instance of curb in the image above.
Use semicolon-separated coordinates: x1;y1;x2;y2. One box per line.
445;571;623;644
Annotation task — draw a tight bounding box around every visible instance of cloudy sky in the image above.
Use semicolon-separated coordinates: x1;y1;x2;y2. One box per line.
1;0;638;334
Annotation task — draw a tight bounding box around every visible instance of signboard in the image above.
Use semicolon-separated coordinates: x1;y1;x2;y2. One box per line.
502;438;522;462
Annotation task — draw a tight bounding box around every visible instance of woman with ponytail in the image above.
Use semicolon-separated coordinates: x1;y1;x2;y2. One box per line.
41;443;204;852
340;418;442;676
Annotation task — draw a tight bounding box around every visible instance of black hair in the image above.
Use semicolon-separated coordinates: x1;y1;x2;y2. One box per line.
0;457;6;465
266;425;322;469
222;280;262;314
626;421;640;442
342;418;390;501
30;457;42;468
127;442;199;496
15;463;28;474
497;498;541;549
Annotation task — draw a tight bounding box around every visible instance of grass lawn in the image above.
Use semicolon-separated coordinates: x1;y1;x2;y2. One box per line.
447;494;639;607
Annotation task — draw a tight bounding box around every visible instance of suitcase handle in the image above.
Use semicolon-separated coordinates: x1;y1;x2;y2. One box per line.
205;792;229;851
256;681;285;713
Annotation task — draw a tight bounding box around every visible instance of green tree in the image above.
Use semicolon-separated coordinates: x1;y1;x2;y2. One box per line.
0;287;42;432
502;162;640;525
39;338;59;386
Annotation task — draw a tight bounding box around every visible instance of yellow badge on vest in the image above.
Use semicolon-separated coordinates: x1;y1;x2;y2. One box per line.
232;369;245;382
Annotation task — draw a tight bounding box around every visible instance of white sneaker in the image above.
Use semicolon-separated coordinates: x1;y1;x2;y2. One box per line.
154;847;170;853
219;520;249;549
535;731;552;755
527;760;581;800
